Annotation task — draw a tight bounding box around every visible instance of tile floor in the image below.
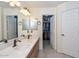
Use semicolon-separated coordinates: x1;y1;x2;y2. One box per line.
37;40;72;58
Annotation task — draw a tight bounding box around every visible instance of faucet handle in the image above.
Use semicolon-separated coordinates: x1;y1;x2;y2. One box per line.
27;34;32;39
1;39;8;43
13;40;17;47
17;39;21;42
21;34;25;37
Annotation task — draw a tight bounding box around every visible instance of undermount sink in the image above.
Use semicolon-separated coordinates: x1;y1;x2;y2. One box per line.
0;39;30;56
0;53;9;57
0;47;12;57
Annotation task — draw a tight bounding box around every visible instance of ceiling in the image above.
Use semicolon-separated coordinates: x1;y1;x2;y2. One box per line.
0;1;65;8
20;1;65;8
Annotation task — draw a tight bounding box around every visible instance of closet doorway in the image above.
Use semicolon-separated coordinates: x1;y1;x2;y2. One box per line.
43;15;53;49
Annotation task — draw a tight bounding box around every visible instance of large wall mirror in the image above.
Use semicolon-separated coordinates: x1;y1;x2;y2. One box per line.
0;7;19;42
22;17;38;30
6;16;18;40
0;7;39;43
30;19;38;30
22;19;30;30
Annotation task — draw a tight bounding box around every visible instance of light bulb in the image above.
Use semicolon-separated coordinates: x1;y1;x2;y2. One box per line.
24;10;31;15
20;9;26;16
20;9;25;13
26;12;30;15
9;2;15;7
16;2;21;7
20;8;31;16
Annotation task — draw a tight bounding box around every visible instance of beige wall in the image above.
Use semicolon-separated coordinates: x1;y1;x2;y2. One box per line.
29;7;57;50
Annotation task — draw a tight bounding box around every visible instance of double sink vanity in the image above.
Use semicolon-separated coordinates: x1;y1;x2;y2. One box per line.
0;36;39;58
0;7;40;58
0;15;40;58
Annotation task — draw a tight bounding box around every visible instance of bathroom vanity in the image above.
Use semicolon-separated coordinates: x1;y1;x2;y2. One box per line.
0;37;39;58
27;39;39;58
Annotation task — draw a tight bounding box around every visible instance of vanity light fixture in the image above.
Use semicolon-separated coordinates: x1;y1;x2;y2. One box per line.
4;0;21;7
20;9;27;16
16;1;21;7
9;1;21;7
20;8;31;16
9;1;15;7
4;0;30;16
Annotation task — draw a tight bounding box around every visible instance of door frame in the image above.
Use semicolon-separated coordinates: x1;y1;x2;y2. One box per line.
42;15;55;49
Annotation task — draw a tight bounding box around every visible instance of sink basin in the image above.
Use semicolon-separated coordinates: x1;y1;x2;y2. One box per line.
0;48;12;57
0;38;34;58
0;53;9;57
12;39;30;51
0;43;30;58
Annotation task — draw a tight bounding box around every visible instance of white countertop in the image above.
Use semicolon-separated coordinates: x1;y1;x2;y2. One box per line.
0;36;39;58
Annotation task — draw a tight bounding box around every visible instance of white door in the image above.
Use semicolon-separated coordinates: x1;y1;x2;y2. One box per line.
7;16;17;40
61;8;79;57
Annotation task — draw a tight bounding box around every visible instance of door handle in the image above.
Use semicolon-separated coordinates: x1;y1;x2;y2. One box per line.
61;34;64;36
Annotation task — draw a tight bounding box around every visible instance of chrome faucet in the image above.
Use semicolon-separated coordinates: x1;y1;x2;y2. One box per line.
21;34;25;38
13;39;21;47
0;39;8;43
27;34;32;39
